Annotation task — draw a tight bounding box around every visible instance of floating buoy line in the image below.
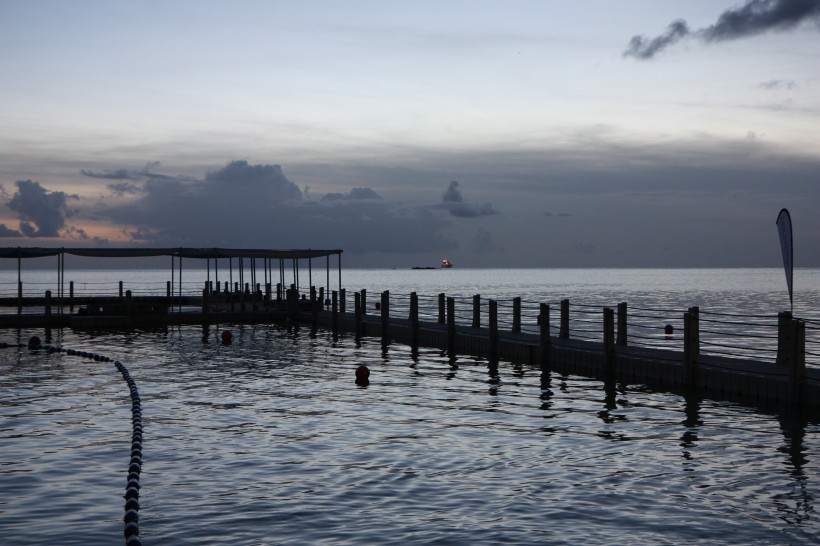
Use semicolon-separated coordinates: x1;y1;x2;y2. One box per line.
2;337;144;545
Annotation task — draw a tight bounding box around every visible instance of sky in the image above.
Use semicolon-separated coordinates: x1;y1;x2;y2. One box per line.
1;0;818;268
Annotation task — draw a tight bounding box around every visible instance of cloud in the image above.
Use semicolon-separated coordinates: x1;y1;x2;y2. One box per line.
81;162;184;182
96;160;456;256
438;180;499;218
81;168;138;180
0;224;22;237
623;19;690;60
445;202;499;218
321;187;382;202
699;0;820;42
6;180;78;237
204;160;303;202
757;79;798;90
468;227;502;253
624;0;820;59
107;182;143;196
443;180;464;203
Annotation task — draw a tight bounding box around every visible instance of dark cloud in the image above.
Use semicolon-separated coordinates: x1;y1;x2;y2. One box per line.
624;0;820;59
623;19;690;60
107;182;142;196
700;0;820;42
321;187;382;202
0;224;22;237
81;168;138;180
445;202;499;218
82;162;185;183
544;211;572;218
443;180;463;203
97;160;455;255
6;180;77;237
438;180;499;218
204;160;302;202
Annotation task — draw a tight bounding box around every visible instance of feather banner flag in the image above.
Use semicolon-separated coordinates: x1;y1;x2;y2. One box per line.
775;208;793;311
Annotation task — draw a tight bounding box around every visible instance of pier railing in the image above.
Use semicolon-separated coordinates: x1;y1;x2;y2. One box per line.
333;289;809;369
300;287;815;408
1;280;814;370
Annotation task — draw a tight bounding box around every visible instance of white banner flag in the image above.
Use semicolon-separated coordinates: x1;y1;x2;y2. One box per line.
776;208;793;310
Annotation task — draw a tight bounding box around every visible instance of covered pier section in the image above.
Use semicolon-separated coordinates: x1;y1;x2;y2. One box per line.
0;247;343;323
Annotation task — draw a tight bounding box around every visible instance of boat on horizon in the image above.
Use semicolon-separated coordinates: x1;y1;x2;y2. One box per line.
440;259;453;268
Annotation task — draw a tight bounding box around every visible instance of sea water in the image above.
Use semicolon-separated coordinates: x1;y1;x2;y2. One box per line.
1;268;819;544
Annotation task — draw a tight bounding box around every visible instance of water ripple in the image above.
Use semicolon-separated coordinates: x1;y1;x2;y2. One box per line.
1;324;819;545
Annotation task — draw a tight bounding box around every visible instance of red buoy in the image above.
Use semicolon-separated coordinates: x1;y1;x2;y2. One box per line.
221;330;232;345
355;365;370;381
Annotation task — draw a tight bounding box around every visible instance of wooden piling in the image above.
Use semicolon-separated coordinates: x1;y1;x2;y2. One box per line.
410;292;419;354
438;293;445;324
560;299;569;339
472;295;481;328
331;290;338;333
354;291;362;340
780;315;807;405
489;300;499;364
310;286;318;331
45;290;52;316
603;307;615;380
683;306;699;387
447;297;455;357
381;290;390;345
512;297;521;333
539;303;551;370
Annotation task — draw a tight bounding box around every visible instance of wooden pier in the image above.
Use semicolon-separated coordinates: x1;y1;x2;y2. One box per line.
4;285;814;411
301;289;819;411
1;245;817;411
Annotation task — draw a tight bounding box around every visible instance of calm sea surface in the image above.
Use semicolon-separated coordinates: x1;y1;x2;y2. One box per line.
1;268;819;544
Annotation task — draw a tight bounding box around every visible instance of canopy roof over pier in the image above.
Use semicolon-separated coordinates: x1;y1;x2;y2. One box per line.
0;247;342;260
1;247;344;297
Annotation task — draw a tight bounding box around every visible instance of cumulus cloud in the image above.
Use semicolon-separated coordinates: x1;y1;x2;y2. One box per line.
95;160;455;255
204;160;303;201
321;187;382;202
6;180;78;237
624;0;820;59
443;180;464;203
438;180;499;218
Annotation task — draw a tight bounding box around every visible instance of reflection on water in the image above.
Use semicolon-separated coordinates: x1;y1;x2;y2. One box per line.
0;323;819;545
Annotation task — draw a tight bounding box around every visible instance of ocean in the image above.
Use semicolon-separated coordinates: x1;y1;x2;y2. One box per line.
1;268;819;544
